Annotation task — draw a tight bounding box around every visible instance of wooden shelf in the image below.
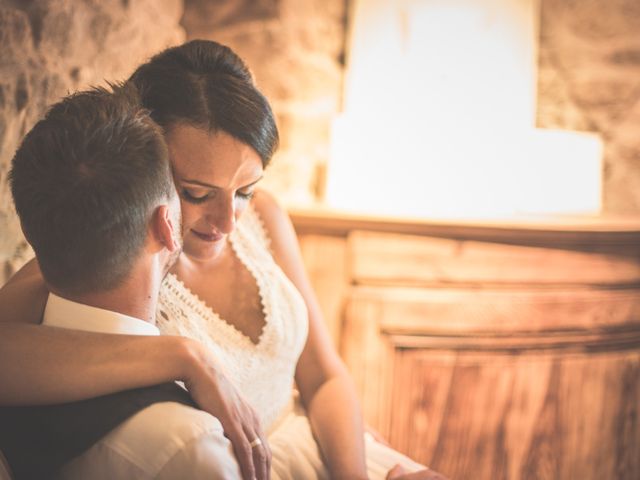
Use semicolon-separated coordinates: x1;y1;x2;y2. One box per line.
289;207;640;247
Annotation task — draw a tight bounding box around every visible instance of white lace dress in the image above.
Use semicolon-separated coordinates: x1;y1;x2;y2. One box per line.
156;205;425;479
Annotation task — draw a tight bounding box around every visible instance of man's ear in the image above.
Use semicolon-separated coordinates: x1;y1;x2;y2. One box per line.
148;204;180;253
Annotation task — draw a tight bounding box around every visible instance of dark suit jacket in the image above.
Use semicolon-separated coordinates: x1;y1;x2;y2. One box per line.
0;383;196;480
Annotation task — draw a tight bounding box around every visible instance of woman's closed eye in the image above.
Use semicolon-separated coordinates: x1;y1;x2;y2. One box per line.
236;189;254;201
181;188;211;204
181;187;255;204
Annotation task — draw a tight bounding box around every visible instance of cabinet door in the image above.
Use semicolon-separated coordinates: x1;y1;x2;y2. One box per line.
341;287;640;480
342;230;640;480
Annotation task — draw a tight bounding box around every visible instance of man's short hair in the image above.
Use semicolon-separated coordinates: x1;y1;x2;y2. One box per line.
10;84;174;294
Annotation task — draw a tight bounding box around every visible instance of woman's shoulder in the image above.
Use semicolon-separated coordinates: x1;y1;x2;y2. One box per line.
251;190;292;239
251;189;285;223
250;189;299;265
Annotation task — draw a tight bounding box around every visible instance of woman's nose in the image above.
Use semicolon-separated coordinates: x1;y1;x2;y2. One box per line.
206;195;236;234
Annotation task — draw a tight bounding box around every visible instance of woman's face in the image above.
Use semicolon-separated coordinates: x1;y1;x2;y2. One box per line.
165;124;264;262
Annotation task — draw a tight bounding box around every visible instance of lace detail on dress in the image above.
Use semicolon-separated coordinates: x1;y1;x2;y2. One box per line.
161;275;266;351
156;203;309;431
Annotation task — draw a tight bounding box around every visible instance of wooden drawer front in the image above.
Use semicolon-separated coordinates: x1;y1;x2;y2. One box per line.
347;230;640;288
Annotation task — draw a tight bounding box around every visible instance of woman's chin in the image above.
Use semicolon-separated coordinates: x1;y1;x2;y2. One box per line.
182;235;226;262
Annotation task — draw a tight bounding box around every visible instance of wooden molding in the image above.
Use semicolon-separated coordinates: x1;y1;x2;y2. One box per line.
289;207;640;248
386;329;640;354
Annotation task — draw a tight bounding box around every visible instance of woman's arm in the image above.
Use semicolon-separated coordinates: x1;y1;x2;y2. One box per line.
253;191;368;479
0;260;267;480
0;322;197;404
0;258;48;326
0;258;194;405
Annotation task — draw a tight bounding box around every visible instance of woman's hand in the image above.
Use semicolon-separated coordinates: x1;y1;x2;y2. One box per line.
386;464;449;480
183;338;271;480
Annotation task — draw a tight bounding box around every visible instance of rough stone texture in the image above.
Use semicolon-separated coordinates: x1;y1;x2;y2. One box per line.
4;0;638;283
537;0;640;213
181;0;347;206
0;0;184;285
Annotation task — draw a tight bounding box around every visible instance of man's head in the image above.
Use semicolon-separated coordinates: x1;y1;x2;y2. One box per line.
10;84;180;295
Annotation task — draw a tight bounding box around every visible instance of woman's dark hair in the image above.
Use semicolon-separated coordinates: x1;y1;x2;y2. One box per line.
128;40;278;167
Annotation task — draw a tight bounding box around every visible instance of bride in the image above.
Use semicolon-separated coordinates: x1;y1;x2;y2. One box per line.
0;40;446;480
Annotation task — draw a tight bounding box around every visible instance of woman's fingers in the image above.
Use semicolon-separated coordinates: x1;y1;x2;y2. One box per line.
188;384;258;479
254;411;272;476
183;345;269;479
243;412;271;480
224;420;256;480
205;391;269;480
248;435;268;480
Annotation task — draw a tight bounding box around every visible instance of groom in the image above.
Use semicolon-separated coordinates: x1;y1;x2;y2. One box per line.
1;86;242;479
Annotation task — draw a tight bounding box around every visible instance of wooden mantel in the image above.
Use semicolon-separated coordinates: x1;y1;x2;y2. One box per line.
289;207;640;480
290;206;640;246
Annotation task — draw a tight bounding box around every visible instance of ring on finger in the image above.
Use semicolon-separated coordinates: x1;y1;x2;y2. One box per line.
249;437;262;449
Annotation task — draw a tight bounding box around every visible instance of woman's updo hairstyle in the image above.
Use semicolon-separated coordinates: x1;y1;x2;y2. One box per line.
128;40;278;166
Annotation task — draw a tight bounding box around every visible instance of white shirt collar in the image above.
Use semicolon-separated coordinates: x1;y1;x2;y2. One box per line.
42;292;159;336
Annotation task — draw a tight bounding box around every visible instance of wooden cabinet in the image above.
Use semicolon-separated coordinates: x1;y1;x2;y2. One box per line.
292;210;640;480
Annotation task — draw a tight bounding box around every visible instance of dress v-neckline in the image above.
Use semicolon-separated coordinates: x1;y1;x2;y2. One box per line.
168;230;270;349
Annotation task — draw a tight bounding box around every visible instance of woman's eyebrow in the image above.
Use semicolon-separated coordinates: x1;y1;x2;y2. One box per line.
180;176;264;189
180;178;217;188
241;176;264;188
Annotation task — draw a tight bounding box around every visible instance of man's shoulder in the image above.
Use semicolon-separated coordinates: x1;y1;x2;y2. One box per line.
103;401;224;456
60;401;234;479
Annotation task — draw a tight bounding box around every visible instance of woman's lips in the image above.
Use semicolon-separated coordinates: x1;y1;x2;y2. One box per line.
191;229;223;242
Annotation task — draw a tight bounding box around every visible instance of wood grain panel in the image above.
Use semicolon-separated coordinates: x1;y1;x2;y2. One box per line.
352;286;640;334
387;350;640;480
294;213;640;480
342;287;640;480
348;230;640;288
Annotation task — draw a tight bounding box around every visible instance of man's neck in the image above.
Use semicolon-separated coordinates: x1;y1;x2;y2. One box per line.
50;263;164;324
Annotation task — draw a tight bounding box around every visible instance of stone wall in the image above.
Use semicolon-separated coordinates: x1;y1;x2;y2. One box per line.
181;0;347;206
537;0;640;213
0;0;184;284
1;0;640;285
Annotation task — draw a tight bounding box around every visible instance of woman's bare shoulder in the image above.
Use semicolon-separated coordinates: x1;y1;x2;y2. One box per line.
251;189;300;266
251;190;294;242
